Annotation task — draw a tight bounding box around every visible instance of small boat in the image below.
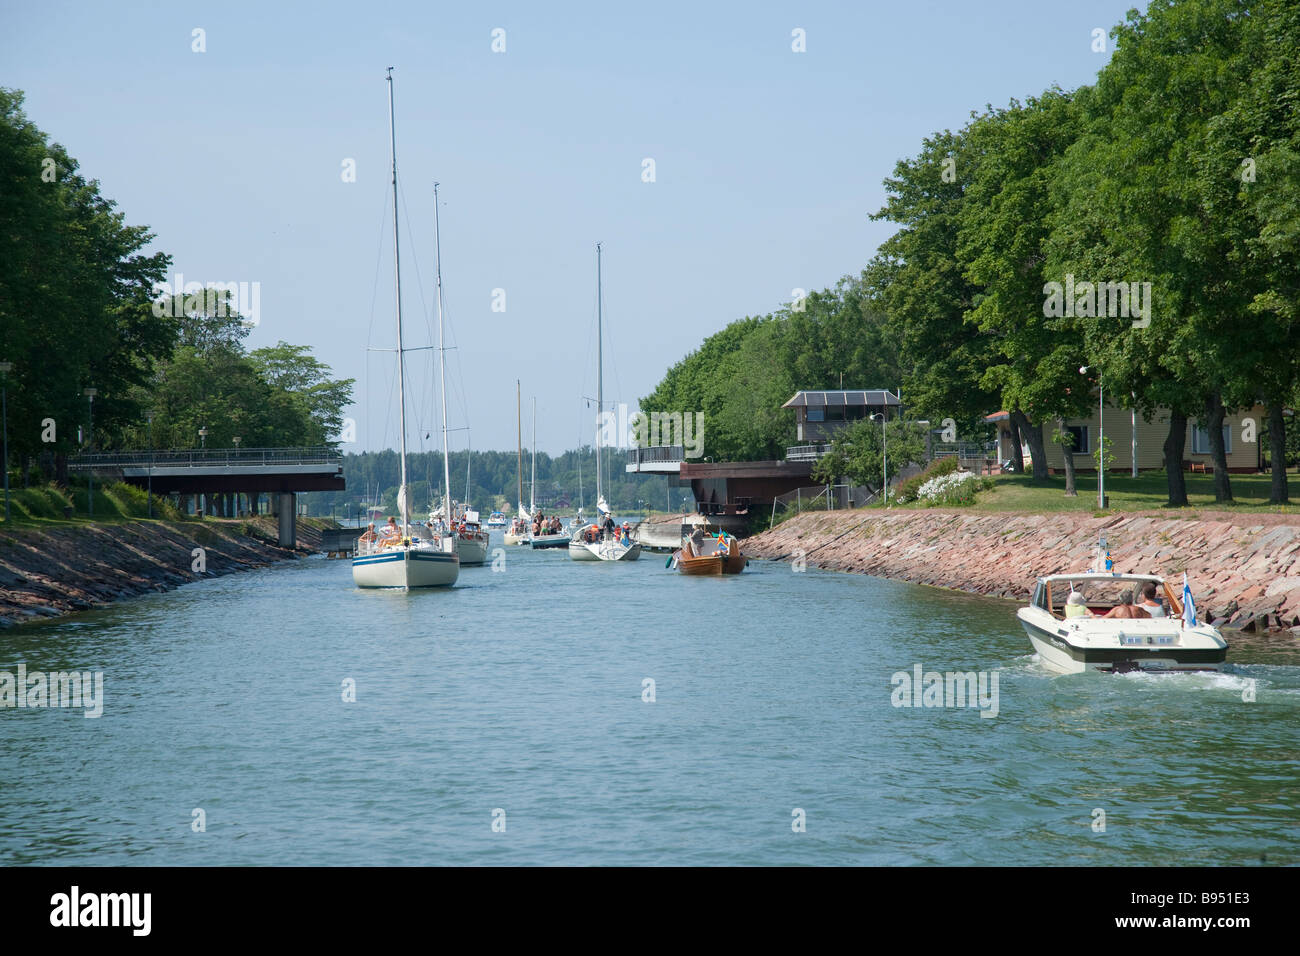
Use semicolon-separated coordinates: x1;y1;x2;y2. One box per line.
670;516;746;574
1017;567;1227;674
530;521;570;549
486;511;507;528
504;514;528;546
570;502;642;561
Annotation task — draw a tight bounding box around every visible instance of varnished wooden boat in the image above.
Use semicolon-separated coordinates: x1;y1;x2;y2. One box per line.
675;538;747;575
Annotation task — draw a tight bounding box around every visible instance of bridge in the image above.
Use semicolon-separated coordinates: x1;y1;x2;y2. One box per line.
68;447;344;547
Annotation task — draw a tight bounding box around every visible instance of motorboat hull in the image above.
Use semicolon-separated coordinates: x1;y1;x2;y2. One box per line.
1018;610;1227;674
530;533;570;550
503;532;526;546
353;546;460;588
678;552;747;575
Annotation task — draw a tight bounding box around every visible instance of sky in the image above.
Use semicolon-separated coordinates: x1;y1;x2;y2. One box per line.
1;0;1134;455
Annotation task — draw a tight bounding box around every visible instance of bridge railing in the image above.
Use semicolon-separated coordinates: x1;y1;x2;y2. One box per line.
68;446;343;469
626;445;685;465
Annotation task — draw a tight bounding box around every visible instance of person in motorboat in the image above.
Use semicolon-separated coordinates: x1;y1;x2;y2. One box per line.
1103;589;1149;619
1064;591;1092;618
1138;581;1166;617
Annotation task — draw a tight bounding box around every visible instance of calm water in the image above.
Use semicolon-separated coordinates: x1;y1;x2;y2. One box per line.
2;535;1297;866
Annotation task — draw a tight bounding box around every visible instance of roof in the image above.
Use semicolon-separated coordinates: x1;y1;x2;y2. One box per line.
782;390;901;409
984;411;1010;422
1039;573;1163;584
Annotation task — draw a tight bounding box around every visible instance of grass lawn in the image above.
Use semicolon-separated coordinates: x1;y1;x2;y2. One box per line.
969;470;1299;516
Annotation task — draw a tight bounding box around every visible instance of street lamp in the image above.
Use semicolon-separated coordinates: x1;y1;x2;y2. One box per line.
0;362;11;523
199;426;208;449
83;388;97;517
1080;366;1104;509
871;412;889;508
1131;391;1138;480
146;411;154;519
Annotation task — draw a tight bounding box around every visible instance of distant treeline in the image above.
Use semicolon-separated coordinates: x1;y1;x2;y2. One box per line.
642;0;1300;507
0;88;352;487
304;447;675;519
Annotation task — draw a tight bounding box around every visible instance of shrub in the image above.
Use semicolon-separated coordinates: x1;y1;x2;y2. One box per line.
917;470;980;507
894;456;961;504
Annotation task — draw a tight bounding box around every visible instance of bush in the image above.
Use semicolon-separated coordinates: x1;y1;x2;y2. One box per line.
916;470;981;506
894;456;961;504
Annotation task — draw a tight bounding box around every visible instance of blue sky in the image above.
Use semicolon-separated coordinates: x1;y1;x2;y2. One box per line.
2;0;1133;454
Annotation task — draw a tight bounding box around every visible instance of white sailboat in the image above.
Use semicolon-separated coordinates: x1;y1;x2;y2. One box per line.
529;397;569;549
429;182;489;567
354;68;459;589
570;242;641;562
504;380;529;546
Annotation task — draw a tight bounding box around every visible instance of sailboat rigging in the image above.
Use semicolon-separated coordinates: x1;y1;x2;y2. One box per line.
353;68;459;588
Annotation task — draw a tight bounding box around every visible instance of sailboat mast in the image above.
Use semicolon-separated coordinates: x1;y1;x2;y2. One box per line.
516;381;523;512
596;242;603;505
387;67;410;535
434;180;452;526
530;397;536;514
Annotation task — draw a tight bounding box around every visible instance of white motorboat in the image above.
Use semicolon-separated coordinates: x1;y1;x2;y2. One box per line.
1018;571;1227;674
486;511;507;528
353;68;458;590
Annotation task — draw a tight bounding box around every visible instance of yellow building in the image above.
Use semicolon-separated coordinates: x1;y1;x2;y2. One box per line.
986;403;1269;474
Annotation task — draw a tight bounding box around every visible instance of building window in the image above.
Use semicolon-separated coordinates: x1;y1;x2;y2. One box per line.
807;408;824;422
1063;425;1090;455
1191;423;1231;455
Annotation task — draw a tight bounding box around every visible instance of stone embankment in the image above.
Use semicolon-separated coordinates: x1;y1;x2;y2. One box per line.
0;518;326;628
746;509;1300;632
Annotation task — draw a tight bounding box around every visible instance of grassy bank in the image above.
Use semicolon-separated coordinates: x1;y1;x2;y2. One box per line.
0;478;185;526
872;470;1299;516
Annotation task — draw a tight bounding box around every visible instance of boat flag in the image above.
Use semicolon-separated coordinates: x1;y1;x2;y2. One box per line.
1182;572;1197;628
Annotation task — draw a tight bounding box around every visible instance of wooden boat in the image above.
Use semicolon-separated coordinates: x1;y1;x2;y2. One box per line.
674;533;746;575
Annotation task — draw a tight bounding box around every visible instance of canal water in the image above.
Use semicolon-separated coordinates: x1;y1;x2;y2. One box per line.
2;536;1297;866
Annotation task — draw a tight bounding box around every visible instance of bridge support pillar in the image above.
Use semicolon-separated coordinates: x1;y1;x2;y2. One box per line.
277;492;296;548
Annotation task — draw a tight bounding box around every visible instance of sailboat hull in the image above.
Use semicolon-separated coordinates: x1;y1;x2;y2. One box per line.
570;539;642;562
453;533;490;566
353;547;460;588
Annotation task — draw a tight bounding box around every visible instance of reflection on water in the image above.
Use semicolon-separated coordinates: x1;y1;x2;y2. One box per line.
1;539;1296;865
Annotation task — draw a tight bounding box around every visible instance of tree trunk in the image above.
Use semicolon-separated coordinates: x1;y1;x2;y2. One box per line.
1164;410;1189;506
1012;409;1049;480
1205;391;1233;502
1059;418;1078;496
1006;415;1023;473
1268;400;1289;504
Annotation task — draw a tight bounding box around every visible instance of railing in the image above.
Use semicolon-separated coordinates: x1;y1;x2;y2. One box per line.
932;441;998;459
785;444;834;461
68;446;343;469
627;445;685;465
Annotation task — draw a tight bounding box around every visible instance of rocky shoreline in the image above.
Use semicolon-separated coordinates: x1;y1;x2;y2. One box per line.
0;518;325;628
746;509;1300;633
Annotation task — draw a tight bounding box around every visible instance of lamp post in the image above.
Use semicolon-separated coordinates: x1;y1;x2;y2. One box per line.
199;426;208;449
1131;391;1138;479
232;437;241;515
146;411;154;519
0;362;11;523
83;388;97;517
872;412;889;507
1080;366;1104;508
